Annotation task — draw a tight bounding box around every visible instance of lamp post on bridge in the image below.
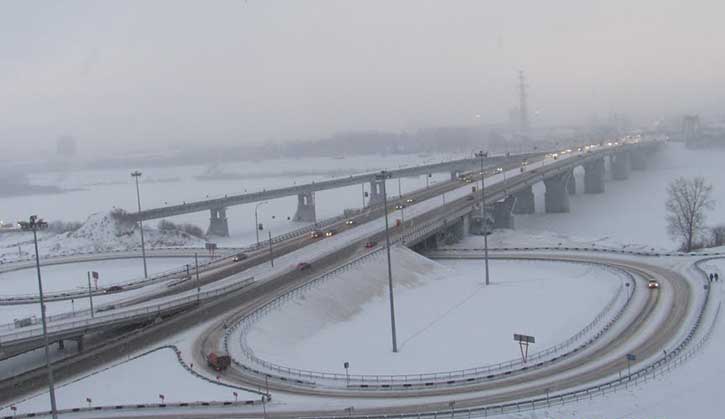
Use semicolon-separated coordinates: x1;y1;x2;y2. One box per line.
29;215;58;419
475;151;490;286
131;170;148;279
376;170;398;353
254;201;269;247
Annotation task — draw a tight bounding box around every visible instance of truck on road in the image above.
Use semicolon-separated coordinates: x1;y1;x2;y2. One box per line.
207;352;231;371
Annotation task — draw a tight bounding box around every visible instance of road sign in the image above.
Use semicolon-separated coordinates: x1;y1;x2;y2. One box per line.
514;334;535;344
514;334;536;363
626;353;636;361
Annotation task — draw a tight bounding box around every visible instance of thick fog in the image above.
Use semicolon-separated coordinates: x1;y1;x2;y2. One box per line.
2;0;724;154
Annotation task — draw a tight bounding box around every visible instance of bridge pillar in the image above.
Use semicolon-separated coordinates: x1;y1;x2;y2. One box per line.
630;149;648;170
293;191;316;222
583;158;605;194
75;336;84;352
57;339;65;351
566;170;576;195
207;207;230;237
368;179;386;206
493;196;516;229
512;186;535;214
544;172;571;213
611;151;630;180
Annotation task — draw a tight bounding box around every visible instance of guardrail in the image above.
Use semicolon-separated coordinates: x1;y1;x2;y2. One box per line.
0;277;255;347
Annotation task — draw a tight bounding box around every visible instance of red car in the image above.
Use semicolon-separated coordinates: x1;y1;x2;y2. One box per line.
365;241;377;249
297;262;311;271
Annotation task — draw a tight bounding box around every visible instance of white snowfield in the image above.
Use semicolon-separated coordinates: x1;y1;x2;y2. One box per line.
240;247;622;376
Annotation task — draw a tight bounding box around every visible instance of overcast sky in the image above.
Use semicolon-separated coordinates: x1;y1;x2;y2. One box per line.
2;1;724;153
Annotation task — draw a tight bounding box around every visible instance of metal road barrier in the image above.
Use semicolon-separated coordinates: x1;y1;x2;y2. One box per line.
0;277;254;348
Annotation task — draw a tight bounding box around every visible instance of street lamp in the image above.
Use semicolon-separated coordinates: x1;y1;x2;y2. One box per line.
29;215;58;419
475;151;490;286
395;204;406;244
130;171;148;278
376;170;398;353
255;201;269;247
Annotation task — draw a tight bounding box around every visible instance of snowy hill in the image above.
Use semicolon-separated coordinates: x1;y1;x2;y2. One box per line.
0;211;205;262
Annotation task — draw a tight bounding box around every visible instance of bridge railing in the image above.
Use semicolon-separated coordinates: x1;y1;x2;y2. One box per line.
0;276;255;346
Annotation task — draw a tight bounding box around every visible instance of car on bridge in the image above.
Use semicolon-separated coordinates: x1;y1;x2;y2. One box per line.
345;219;355;225
311;230;323;238
405;198;414;203
297;262;311;271
648;279;660;289
233;253;248;262
365;241;377;249
105;285;124;293
325;229;337;237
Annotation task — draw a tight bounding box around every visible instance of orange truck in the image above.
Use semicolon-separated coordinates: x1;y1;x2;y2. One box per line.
207;352;231;371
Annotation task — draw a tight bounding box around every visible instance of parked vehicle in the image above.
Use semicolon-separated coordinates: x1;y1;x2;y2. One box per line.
297;262;311;271
233;253;248;262
207;352;231;371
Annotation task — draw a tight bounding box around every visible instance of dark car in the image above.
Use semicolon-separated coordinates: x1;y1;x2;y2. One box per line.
311;230;323;238
297;262;311;271
105;285;124;293
233;253;248;262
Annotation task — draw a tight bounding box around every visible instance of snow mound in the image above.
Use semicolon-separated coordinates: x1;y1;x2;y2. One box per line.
1;212;205;261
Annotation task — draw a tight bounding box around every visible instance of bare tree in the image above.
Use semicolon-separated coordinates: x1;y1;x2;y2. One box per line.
665;176;715;251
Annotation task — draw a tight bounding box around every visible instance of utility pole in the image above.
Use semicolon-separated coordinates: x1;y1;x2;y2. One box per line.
131;171;148;278
376;171;398;353
254;202;268;247
476;151;490;286
268;231;274;267
86;272;94;318
30;215;58;419
195;252;200;303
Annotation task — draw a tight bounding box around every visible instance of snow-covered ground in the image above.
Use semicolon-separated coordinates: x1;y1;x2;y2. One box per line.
0;257;200;296
1;347;256;415
242;247;620;375
500;258;724;419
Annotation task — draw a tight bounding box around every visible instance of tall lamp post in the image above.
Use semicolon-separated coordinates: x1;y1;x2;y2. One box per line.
254;201;269;247
376;171;398;353
475;151;490;286
29;215;58;419
130;171;148;278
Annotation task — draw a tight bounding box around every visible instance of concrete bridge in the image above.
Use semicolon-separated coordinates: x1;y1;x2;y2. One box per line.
408;140;662;250
124;153;543;236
